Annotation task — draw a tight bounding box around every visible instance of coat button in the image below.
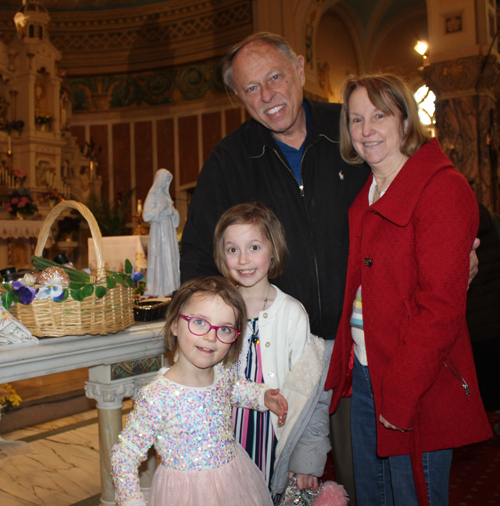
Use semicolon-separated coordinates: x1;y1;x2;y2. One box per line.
263;313;268;318
265;342;271;347
365;257;372;267
268;371;275;377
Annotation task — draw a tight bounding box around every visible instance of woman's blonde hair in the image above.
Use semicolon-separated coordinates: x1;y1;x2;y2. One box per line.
213;202;288;284
163;276;247;366
340;73;431;165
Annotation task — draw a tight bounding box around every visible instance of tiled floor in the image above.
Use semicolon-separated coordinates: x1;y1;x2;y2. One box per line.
1;406;499;506
0;402;132;506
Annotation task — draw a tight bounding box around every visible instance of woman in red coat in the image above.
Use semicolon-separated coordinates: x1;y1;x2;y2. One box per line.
325;74;491;506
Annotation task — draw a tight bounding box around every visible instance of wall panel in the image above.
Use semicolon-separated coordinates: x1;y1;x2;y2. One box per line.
134;120;154;205
89;124;109;204
178;115;199;187
156;118;175;199
112;123;131;216
202;111;222;163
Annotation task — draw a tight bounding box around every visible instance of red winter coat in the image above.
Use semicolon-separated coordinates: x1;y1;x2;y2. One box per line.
325;139;492;505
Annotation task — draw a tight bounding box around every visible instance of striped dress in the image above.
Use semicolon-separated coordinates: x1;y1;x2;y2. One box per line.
233;318;277;487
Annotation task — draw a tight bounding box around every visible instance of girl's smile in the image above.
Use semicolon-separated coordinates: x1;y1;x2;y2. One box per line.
223;223;273;290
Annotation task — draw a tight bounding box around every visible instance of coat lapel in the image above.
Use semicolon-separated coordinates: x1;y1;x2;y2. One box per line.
371;139;454;226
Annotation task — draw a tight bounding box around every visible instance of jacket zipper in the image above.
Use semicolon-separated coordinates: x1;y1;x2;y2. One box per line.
444;356;471;396
270;145;323;329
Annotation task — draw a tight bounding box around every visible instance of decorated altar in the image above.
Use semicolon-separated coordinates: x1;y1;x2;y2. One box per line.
0;1;102;273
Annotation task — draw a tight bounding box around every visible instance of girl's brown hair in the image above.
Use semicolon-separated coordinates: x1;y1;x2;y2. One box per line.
340;73;431;165
213;202;288;284
163;276;247;366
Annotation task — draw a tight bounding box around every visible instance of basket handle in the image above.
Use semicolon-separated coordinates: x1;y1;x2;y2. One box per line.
34;200;105;278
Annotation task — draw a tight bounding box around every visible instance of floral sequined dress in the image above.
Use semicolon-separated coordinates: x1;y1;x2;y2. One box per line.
111;364;273;506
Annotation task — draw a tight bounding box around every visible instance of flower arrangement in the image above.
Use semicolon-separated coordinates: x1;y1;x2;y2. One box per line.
11;168;27;186
6;188;38;218
35;112;52;126
3;120;24;134
0;383;22;413
42;189;61;206
1;259;146;309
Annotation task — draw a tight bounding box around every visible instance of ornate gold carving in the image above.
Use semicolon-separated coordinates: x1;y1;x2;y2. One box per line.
0;0;252;73
423;55;500;98
423;56;500;210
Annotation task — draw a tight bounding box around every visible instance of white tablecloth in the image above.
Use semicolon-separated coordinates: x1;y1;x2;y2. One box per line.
88;235;148;272
0;219;54;247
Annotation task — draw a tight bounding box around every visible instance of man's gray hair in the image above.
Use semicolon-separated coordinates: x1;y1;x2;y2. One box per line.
222;32;298;92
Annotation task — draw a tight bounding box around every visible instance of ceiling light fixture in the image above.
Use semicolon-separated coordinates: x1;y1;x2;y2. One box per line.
414;41;428;58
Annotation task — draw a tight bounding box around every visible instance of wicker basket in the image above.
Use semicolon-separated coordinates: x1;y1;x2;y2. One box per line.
6;200;134;337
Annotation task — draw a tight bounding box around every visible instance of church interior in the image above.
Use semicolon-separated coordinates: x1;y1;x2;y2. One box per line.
0;1;499;505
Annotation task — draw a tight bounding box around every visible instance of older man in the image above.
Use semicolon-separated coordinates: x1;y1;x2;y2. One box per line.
180;32;367;503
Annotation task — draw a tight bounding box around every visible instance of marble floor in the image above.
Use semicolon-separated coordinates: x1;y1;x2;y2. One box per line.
0;401;133;506
1;405;499;506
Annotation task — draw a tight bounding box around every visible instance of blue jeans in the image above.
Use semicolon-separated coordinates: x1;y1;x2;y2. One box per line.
351;356;452;506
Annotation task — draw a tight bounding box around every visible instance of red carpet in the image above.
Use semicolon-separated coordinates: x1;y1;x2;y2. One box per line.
321;411;500;505
449;411;500;506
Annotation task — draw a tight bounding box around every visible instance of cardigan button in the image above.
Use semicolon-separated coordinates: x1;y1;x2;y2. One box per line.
265;342;271;347
263;313;268;318
268;371;275;377
365;257;373;267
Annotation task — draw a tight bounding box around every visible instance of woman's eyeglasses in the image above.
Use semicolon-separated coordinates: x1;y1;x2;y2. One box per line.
178;314;241;344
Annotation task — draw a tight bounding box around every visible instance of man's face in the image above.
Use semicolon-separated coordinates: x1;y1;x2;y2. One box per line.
231;41;306;145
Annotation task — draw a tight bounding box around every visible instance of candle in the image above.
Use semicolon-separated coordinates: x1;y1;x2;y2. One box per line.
7;134;11;154
137;199;142;215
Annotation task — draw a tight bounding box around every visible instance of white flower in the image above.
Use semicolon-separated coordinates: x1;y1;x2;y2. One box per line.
36;284;64;301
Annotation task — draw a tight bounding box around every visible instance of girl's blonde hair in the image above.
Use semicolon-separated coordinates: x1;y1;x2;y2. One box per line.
213;202;288;284
340;73;431;165
164;276;247;365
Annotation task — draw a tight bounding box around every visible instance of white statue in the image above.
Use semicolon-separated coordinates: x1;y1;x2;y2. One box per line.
143;169;180;297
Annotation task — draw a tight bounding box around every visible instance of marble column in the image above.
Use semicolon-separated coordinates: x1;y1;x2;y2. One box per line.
85;379;136;506
423;55;500;212
85;354;163;506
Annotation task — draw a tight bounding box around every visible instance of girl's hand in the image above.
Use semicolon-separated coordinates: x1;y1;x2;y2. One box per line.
264;388;288;426
379;414;412;432
289;472;319;491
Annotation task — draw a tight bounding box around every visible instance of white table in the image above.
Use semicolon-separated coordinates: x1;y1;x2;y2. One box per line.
0;322;166;506
88;235;149;272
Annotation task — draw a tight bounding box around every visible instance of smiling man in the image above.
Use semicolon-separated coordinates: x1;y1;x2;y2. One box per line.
180;32;370;504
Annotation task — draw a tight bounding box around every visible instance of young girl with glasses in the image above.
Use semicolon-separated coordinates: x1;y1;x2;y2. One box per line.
213;202;335;499
111;276;287;506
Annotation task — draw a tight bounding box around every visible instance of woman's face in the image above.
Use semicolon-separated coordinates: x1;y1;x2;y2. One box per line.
348;86;407;171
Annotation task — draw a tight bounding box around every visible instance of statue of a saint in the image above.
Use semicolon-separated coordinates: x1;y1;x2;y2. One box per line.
143;169;180;297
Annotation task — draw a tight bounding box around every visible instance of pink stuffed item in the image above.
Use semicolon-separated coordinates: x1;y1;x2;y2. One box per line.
312;481;349;506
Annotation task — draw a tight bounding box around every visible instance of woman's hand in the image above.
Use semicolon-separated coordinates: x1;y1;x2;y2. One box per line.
264;388;288;426
379;414;412;432
468;238;480;288
288;472;319;491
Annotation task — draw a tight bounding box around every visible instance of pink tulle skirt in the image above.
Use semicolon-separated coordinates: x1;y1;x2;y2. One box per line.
149;444;273;506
